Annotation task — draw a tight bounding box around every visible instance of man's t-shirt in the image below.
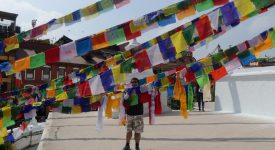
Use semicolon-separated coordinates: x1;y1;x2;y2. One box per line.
125;88;144;116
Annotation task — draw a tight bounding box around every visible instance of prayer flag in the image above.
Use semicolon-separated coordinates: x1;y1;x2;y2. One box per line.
30;24;48;38
185;67;196;83
4;35;19;52
30;53;45;69
158;38;176;61
183;23;196;45
195;15;213;40
89;75;105;95
56;90;68;101
92;32;109;50
76;36;92;56
78;81;92;97
112;64;126;84
45;47;60;64
199;57;213;74
60;42;77;60
130;17;147;33
106;28;126;45
162;4;178;16
220;2;240;26
196;74;209;89
98;0;114;13
224;57;242;73
254;34;273;55
176;6;196;20
14;57;30;72
195;0;214;12
170;31;188;53
251;0;272;10
120;58;133;73
134;50;151;72
234;0;256;18
210;66;228;81
100;69;115;91
158;14;176;27
146;44;165;66
213;0;229;5
123;22;141;40
81;4;98;18
208;9;220;32
113;0;130;8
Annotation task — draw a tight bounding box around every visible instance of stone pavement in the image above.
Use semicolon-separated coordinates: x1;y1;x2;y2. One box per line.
38;103;275;150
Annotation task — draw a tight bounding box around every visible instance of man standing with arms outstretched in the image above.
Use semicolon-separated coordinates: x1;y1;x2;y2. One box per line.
123;77;144;150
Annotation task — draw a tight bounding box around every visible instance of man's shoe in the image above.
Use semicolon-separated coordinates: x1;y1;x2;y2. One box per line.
123;146;131;150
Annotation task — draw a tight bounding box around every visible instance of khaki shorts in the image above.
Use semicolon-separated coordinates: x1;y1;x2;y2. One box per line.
126;115;144;133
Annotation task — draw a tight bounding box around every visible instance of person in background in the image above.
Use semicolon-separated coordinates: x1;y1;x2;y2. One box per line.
123;77;144;150
197;85;204;112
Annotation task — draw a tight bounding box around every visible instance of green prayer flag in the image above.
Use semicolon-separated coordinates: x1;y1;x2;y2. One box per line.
67;88;77;99
98;0;114;13
107;28;126;45
17;31;30;43
224;46;239;57
62;106;72;114
162;4;178;16
11;106;21;120
251;0;272;10
55;77;64;88
177;1;191;10
195;0;214;12
238;50;251;59
120;58;133;73
51;102;61;108
183;24;195;45
30;53;45;69
196;74;209;89
270;30;275;47
3;117;15;128
212;51;225;63
130;94;139;106
187;84;193;112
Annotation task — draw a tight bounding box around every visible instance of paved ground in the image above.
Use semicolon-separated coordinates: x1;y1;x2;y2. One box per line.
38;103;275;150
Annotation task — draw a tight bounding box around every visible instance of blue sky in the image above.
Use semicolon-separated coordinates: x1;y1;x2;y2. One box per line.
0;0;274;59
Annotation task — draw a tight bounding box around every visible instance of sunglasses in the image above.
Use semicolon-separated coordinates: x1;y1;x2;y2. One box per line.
131;81;138;83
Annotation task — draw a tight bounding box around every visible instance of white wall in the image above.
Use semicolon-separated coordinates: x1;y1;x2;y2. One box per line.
215;66;275;118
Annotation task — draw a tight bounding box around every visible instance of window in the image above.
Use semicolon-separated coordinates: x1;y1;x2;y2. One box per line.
42;66;51;81
25;69;35;80
57;67;66;78
72;68;79;73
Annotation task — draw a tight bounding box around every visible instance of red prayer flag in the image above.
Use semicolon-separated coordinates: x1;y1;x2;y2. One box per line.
154;89;162;115
185;67;196;83
139;92;151;103
123;21;141;40
195;15;213;40
134;50;151;72
45;47;60;64
78;81;92;97
210;66;228;81
30;24;48;38
213;0;229;5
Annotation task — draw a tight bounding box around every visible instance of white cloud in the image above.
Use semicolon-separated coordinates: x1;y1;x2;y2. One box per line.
0;0;62;31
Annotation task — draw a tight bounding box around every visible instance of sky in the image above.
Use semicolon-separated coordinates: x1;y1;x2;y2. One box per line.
0;0;274;60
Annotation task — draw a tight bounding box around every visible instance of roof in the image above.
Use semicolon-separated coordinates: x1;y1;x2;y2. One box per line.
0;11;18;21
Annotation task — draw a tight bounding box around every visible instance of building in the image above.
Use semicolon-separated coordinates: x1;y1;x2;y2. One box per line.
18;37;89;88
0;11;21;92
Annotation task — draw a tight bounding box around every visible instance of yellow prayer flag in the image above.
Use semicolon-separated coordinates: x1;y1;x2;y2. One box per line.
14;57;30;73
0;127;8;138
112;65;126;84
111;93;121;111
2;107;11;118
199;57;213;74
170;31;188;54
0;137;3;145
56;92;68;101
4;35;19;52
162;4;178;16
234;0;256;17
72;105;82;114
81;4;99;20
174;73;188;119
176;6;196;20
105;94;113;118
129;19;147;33
161;77;169;87
64;14;73;24
254;35;273;55
106;57;116;67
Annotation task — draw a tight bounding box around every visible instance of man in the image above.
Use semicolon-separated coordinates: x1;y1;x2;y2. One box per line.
123;78;144;150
